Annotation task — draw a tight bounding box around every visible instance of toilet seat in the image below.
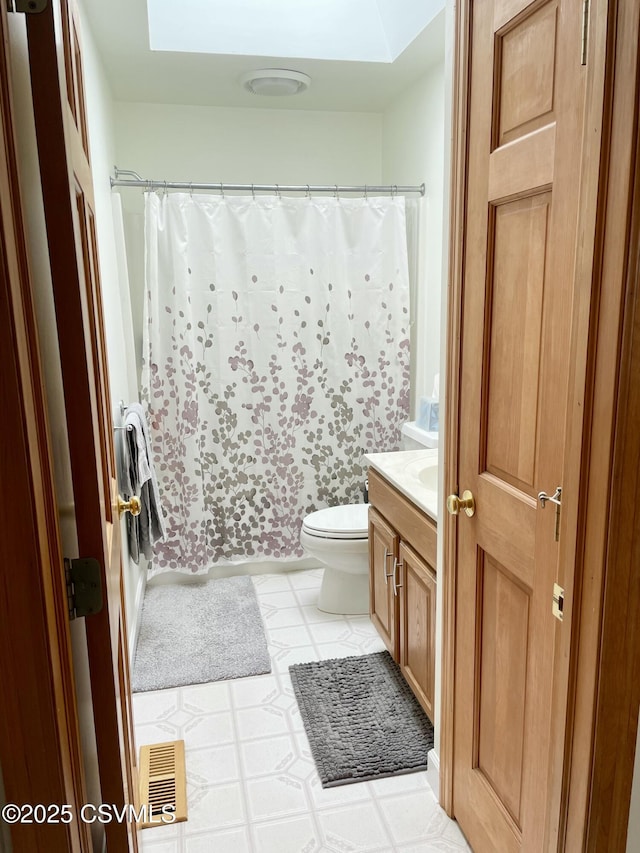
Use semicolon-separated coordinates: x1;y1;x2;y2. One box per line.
302;503;369;540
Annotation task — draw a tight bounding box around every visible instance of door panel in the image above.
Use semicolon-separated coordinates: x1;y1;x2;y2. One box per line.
475;476;535;586
369;508;398;659
487;124;555;200
453;0;587;848
477;554;529;825
26;1;138;849
485;194;549;491
61;0;89;158
495;3;557;145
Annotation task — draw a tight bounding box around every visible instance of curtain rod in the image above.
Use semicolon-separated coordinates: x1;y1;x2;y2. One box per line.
110;168;425;196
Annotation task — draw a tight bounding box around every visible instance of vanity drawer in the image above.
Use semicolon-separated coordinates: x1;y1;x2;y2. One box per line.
368;468;437;570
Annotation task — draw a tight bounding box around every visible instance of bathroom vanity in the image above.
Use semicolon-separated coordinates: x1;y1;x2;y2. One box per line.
365;450;438;721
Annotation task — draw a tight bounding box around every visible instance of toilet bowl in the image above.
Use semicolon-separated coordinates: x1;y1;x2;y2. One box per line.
300;503;370;615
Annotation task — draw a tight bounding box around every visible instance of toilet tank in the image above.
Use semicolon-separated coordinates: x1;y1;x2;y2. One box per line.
401;421;438;450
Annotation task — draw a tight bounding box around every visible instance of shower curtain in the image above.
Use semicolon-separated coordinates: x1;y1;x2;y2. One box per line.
142;192;411;575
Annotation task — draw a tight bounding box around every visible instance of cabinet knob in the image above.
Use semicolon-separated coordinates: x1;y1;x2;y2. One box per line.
446;490;475;518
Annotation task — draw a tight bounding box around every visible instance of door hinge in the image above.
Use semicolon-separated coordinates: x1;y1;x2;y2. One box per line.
7;0;48;12
65;558;104;621
552;583;565;622
581;0;590;65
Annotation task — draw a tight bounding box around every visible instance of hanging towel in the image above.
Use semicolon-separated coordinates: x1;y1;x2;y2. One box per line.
121;402;166;563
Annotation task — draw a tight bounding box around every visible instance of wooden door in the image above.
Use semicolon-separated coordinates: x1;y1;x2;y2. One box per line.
369;508;399;659
25;2;138;850
0;4;92;850
452;0;588;850
398;541;436;720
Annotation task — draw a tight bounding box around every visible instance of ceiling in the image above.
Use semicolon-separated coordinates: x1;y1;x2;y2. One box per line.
81;0;446;112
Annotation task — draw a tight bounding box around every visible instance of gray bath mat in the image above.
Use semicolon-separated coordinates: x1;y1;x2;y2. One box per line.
132;575;271;692
289;651;433;787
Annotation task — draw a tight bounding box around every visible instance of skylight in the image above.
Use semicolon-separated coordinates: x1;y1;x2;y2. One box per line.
147;0;443;63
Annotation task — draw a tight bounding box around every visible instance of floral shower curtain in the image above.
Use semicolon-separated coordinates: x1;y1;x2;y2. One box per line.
142;192;411;575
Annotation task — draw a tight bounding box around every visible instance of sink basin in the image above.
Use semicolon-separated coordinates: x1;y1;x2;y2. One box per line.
402;457;439;493
417;465;438;491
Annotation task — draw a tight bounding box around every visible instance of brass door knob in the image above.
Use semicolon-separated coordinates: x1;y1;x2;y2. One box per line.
117;495;141;517
446;490;475;517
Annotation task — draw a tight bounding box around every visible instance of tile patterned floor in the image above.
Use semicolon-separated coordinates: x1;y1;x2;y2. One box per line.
134;569;471;853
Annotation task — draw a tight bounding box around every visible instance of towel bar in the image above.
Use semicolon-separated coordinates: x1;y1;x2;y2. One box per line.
115;400;133;430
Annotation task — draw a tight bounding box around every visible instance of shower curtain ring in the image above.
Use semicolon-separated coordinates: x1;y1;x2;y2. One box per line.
189;182;193;197
334;185;339;199
306;184;311;198
219;182;225;198
364;185;368;200
251;184;255;199
164;180;168;196
276;184;281;199
393;185;398;198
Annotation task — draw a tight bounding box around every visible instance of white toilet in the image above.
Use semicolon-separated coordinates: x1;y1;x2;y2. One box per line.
299;503;370;615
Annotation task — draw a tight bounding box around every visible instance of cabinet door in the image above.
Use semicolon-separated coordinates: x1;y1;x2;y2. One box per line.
399;540;436;720
369;507;399;660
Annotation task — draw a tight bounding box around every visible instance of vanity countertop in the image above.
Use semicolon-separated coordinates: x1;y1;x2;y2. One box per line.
364;448;439;521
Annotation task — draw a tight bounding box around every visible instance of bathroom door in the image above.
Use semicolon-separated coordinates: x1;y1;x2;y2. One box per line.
450;0;598;849
25;1;138;850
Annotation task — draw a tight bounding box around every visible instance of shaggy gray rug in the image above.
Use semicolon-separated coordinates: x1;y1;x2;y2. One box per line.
132;576;271;692
290;651;433;787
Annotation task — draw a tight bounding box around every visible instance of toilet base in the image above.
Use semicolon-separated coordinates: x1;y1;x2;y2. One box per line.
317;567;369;616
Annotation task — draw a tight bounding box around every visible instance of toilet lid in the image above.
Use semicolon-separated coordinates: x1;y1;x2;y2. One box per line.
302;503;369;539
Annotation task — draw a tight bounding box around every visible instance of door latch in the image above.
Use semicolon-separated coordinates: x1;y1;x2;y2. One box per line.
538;486;562;541
552;583;565;622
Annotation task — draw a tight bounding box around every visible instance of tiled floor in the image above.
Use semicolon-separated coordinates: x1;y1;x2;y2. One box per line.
134;569;471;852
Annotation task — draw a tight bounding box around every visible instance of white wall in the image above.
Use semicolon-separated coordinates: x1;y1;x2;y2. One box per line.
114;102;382;191
113;101;383;378
382;21;447;774
376;0;445;58
382;52;445;414
80;11;147;653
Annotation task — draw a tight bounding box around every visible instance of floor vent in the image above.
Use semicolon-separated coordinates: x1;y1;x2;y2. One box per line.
138;739;187;829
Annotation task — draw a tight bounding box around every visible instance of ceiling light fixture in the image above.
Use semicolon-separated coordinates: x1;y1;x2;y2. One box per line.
241;69;311;97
